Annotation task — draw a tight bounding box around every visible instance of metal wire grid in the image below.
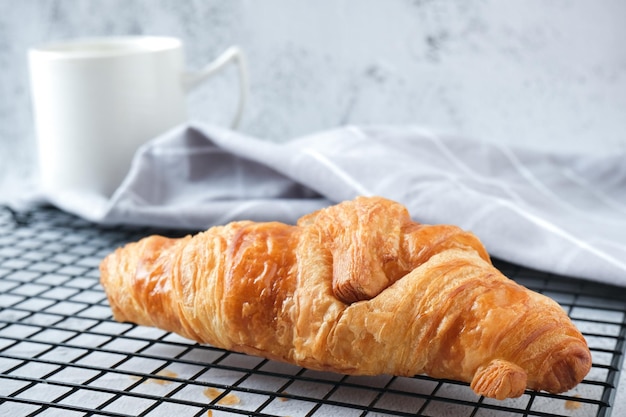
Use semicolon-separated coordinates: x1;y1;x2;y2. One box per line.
0;206;624;417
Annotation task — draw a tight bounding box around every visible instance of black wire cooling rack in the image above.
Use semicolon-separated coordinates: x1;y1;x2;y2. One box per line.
0;206;624;417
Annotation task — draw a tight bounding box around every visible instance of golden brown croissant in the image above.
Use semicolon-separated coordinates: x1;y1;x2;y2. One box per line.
100;196;591;400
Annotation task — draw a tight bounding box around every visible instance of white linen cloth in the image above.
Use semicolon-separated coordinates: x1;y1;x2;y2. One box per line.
38;122;626;287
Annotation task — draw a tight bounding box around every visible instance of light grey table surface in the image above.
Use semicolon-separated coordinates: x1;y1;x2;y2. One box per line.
1;1;625;415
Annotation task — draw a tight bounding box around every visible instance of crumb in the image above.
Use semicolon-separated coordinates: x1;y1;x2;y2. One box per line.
207;410;213;417
218;393;240;406
564;394;582;410
150;379;169;385
131;369;178;385
203;387;240;405
150;369;178;385
156;369;178;378
203;387;221;400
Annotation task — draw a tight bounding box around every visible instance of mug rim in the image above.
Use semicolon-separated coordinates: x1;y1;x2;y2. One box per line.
29;36;182;59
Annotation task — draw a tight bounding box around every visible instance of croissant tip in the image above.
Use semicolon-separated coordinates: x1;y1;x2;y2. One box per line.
543;342;592;394
471;359;527;400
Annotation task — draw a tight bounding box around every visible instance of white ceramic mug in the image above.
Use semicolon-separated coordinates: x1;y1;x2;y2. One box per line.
29;36;248;198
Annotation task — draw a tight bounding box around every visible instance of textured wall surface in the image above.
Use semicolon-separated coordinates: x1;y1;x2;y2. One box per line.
1;1;626;411
1;0;626;198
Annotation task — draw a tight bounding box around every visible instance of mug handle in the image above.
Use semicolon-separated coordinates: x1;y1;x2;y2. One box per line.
183;46;248;129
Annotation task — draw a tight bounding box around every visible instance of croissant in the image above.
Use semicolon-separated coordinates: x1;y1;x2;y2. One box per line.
100;196;591;400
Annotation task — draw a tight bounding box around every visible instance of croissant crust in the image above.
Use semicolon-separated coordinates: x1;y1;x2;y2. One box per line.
100;196;591;399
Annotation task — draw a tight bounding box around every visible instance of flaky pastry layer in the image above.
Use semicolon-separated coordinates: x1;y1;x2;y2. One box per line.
100;196;591;399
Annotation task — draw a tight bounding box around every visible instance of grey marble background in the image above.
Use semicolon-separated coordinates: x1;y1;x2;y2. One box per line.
1;0;626;200
0;0;625;412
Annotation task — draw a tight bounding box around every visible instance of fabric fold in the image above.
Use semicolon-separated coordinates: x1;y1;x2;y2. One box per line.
28;122;626;287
